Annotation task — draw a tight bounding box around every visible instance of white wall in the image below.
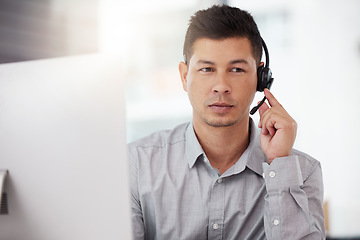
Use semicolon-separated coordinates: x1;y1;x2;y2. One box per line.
290;1;360;236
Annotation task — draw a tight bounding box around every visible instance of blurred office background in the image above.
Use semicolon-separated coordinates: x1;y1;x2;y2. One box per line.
0;0;359;238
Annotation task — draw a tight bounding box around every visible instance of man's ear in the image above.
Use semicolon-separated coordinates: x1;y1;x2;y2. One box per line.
179;61;188;92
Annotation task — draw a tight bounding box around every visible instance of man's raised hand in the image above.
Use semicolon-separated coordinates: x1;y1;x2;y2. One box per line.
257;89;297;164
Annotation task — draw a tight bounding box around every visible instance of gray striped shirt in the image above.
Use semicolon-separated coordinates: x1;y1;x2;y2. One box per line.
129;119;325;239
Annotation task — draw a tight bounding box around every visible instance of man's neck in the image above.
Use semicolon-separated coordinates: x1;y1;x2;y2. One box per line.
193;118;250;175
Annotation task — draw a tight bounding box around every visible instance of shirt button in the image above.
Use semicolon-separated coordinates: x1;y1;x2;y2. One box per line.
273;219;280;226
269;171;276;178
212;223;219;230
217;178;223;183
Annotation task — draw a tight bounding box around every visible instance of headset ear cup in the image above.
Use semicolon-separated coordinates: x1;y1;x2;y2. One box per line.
256;65;264;92
263;67;273;89
257;66;272;92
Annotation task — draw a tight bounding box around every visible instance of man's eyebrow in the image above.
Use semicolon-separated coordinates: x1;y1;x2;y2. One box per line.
230;59;249;65
197;60;215;65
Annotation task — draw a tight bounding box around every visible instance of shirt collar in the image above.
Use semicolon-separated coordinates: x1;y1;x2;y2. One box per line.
185;118;267;177
185;122;204;169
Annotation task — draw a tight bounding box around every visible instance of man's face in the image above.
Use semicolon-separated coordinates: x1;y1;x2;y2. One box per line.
179;37;258;128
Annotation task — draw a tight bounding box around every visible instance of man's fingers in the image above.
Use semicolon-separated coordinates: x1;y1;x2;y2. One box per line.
264;117;277;136
264;89;281;108
258;89;284;131
258;101;269;116
257;100;269;128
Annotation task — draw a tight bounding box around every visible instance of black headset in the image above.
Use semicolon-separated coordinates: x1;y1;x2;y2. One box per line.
250;38;274;115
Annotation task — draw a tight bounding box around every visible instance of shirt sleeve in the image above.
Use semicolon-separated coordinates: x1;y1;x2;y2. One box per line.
128;146;145;240
262;155;326;240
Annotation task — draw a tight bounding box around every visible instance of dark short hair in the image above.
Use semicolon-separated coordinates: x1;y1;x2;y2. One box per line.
183;5;263;65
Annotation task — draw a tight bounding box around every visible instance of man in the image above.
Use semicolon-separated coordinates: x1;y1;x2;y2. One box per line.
129;5;325;240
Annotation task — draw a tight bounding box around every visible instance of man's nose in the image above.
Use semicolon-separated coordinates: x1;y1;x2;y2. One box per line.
212;73;231;94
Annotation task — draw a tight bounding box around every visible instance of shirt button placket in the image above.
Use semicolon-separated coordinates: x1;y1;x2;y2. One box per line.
208;177;225;239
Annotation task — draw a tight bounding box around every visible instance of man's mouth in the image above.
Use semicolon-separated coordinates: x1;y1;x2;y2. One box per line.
209;102;234;113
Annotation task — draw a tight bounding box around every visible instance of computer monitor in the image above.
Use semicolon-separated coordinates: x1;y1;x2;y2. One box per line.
0;54;132;240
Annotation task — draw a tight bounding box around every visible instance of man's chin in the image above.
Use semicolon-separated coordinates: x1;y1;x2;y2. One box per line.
205;119;238;128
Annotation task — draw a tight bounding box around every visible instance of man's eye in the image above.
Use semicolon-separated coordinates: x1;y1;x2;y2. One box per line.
230;68;244;73
200;67;214;72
